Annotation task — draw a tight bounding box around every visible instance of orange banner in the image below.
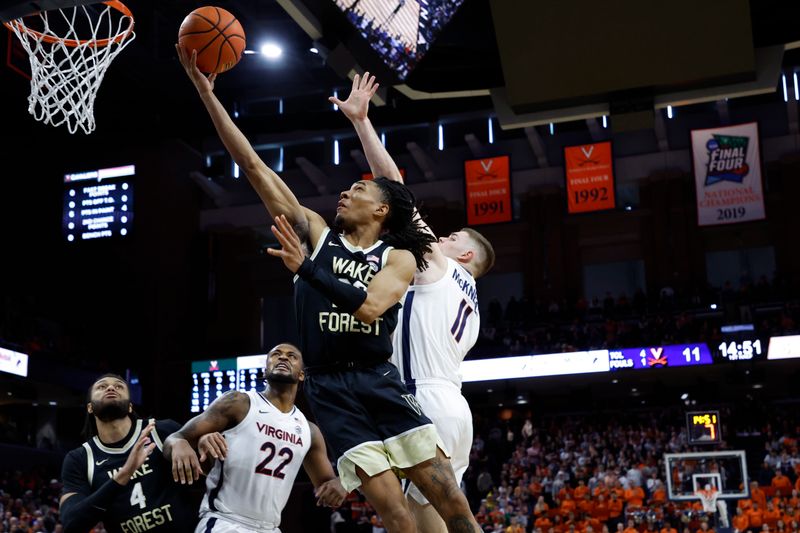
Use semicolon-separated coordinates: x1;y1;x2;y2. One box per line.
564;141;616;214
361;169;405;181
464;156;512;225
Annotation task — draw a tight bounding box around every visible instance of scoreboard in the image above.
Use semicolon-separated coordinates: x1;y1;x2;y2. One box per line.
63;164;134;242
190;358;237;413
686;411;722;445
190;354;268;413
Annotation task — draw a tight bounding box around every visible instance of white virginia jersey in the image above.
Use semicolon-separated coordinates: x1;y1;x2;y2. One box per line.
199;390;311;531
392;258;479;390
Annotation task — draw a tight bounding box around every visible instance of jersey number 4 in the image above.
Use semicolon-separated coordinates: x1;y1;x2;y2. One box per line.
130;482;146;509
254;441;293;479
450;299;474;342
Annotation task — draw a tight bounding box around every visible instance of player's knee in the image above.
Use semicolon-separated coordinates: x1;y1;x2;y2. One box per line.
380;504;415;531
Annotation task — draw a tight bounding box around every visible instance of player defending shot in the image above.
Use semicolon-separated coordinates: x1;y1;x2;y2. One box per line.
177;44;482;533
59;374;200;532
163;343;347;532
332;72;495;533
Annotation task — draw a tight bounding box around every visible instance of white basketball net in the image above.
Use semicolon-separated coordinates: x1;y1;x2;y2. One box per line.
5;1;135;134
696;489;719;513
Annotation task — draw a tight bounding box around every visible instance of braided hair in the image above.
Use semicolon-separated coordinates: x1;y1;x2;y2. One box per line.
373;177;436;271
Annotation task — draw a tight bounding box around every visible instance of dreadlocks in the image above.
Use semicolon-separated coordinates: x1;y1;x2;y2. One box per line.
372;177;436;271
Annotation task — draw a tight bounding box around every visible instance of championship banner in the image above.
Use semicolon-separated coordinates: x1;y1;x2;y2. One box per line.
564;141;616;214
691;122;765;226
464;155;512;225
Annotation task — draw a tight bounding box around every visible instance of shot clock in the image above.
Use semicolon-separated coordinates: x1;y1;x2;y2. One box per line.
686;411;722;445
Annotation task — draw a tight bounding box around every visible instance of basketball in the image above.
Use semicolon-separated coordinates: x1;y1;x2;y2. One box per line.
178;6;246;74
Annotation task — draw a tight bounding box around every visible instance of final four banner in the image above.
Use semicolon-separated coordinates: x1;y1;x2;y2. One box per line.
691;122;765;226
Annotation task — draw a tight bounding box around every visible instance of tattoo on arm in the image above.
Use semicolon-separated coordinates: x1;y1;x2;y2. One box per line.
174;391;244;444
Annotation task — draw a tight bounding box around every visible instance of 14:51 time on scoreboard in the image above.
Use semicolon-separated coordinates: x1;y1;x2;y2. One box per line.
717;339;763;361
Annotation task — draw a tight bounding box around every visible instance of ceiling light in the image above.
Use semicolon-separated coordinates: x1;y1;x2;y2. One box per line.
260;43;283;59
309;47;319;54
681;393;689;400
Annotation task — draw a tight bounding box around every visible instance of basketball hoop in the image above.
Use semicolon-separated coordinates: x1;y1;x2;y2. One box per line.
4;1;135;134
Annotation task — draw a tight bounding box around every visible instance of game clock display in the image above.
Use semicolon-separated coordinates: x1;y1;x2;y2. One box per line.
686;411;722;445
717;338;764;361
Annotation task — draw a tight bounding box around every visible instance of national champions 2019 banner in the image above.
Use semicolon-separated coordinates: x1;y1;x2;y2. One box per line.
691;121;765;226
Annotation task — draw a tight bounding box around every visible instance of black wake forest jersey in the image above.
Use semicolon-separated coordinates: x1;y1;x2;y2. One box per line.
61;418;198;533
294;227;400;367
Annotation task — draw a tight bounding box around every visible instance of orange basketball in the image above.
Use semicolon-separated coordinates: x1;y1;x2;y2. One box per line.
178;6;246;74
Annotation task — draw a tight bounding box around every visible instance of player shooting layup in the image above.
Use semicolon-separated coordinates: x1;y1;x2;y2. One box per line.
177;45;482;533
332;73;495;533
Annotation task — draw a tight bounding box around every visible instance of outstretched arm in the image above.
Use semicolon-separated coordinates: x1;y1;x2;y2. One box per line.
303;423;347;507
332;73;446;271
176;44;326;246
330;73;402;183
164;390;248;484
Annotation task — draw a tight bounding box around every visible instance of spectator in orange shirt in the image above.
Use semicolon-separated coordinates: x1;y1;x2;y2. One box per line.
772;491;786;509
783;506;800;526
575;481;590;500
530;478;544;499
740;498;755;512
561;493;578;516
777;520;788;533
594;494;610;523
766;503;783;528
749;502;766;529
506;517;525;533
733;506;750;533
536;514;554;531
611;481;625;501
579;494;595;515
789;491;800;510
594;481;609;500
623;518;640;533
753;482;769;511
651;481;667;504
609;493;624;522
775;473;795;498
625;485;646;508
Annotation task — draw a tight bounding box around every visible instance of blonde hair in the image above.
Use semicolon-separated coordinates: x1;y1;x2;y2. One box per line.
461;227;495;278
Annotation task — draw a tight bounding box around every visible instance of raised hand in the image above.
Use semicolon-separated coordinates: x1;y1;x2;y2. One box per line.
175;44;218;95
329;71;379;123
267;214;307;273
113;423;156;486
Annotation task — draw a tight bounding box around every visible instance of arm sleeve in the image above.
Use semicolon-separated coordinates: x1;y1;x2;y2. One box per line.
296;258;367;313
60;449;127;533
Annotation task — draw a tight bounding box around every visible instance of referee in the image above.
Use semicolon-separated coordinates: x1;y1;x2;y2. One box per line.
59;374;199;532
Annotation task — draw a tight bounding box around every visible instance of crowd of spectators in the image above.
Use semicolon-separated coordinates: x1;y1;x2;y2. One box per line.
474;276;800;358
0;469;64;533
337;0;465;79
462;408;800;533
